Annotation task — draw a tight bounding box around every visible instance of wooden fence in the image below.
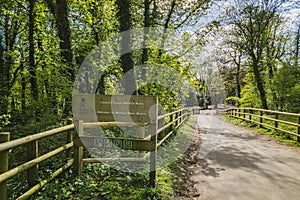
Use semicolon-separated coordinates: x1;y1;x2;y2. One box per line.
0;123;74;200
0;106;198;200
226;108;300;142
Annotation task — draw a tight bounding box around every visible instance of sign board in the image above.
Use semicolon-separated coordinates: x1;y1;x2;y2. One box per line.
72;94;158;187
73;94;157;124
73;94;158;151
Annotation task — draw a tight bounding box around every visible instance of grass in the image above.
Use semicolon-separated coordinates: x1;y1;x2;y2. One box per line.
220;114;300;148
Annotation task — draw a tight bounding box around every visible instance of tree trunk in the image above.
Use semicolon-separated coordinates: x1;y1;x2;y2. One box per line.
295;26;300;67
253;61;268;109
142;0;150;65
0;35;7;113
29;0;38;102
56;0;74;81
1;14;18;114
45;0;74;81
159;0;176;56
21;63;26;112
0;36;3;77
236;64;241;99
140;0;150;82
116;0;135;94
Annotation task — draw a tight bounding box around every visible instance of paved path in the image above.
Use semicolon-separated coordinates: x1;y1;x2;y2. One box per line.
191;110;300;200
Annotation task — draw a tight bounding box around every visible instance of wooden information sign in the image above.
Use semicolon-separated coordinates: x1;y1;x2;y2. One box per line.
73;94;158;188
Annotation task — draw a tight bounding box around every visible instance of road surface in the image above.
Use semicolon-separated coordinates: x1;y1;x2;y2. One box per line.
189;110;300;200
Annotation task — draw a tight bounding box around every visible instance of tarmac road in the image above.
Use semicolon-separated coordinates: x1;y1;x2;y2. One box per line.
191;110;300;200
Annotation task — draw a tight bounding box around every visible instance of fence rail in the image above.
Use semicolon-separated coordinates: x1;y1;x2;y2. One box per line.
225;108;300;142
0;106;199;200
0;122;74;200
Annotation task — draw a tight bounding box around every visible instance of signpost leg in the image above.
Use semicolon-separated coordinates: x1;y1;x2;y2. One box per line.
149;100;158;188
74;120;83;176
150;150;157;188
139;126;145;157
150;123;157;188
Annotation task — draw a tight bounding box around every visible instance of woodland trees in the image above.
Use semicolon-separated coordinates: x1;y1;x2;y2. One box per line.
0;0;212;125
0;0;299;129
220;0;300;112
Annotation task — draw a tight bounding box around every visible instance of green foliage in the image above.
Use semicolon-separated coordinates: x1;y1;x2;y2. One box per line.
0;114;10;130
31;164;172;200
273;64;300;112
238;73;261;108
226;96;239;106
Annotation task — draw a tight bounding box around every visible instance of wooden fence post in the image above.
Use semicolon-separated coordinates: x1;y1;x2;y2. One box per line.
74;120;83;176
249;109;252;121
26;141;39;187
260;111;263;128
0;132;10;200
274;113;278;128
149;102;158;188
66;118;73;158
243;109;246;118
159;119;165;139
170;114;173;129
297;115;300;142
175;112;179;127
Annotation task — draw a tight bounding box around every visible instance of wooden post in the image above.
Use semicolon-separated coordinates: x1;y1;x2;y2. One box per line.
179;110;182;124
0;132;10;200
238;108;240;118
249;109;252;120
170;114;173;129
243;109;246;118
297;115;300;142
66;118;73;158
26;141;39;187
139;126;145;157
274;113;278;128
149;100;158;188
160;119;165;139
74;120;83;176
175;112;178;126
260;111;263;128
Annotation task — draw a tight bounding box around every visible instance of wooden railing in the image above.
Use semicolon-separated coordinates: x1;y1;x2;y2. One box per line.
0;122;74;200
0;107;198;200
157;108;190;147
225;108;300;142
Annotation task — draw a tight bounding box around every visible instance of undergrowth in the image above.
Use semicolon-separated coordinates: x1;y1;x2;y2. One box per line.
29;163;175;200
